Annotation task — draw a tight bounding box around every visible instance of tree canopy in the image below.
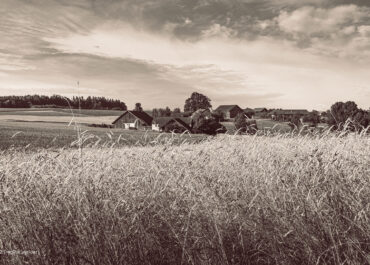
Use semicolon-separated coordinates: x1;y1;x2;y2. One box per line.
0;95;127;110
327;101;369;130
134;103;143;112
184;92;212;113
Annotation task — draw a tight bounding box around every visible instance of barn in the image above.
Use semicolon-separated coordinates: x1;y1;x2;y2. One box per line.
271;109;309;121
112;110;153;129
214;105;244;120
253;108;268;118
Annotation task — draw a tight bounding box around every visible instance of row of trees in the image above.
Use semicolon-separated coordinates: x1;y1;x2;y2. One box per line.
0;95;127;110
152;107;181;117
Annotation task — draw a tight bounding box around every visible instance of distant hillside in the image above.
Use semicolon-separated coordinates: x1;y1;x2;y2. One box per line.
0;94;127;110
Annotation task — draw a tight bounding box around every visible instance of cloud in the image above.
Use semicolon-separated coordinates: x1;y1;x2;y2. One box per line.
260;4;370;60
0;0;369;109
277;5;369;36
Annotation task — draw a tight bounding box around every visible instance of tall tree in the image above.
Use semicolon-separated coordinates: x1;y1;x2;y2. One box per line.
164;107;172;117
152;108;159;118
184;92;212;113
134;103;143;112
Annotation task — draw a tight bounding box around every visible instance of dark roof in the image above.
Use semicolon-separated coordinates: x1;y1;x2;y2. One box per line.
215;105;242;112
254;108;267;112
273;109;309;115
176;117;191;125
173;118;192;131
112;111;153;125
153;117;174;127
153;117;191;130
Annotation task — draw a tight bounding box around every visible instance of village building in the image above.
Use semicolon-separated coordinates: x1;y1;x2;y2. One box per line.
112;110;153;129
271;109;309;121
152;117;192;132
253;108;268;118
214;105;244;120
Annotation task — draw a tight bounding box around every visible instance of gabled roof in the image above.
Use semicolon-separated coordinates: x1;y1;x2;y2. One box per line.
112;110;153;125
215;105;242;112
153;117;174;127
173;118;192;131
177;117;191;125
254;108;268;112
153;117;191;131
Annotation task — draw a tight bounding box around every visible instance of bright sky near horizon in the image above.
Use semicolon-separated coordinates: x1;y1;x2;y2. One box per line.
1;0;370;110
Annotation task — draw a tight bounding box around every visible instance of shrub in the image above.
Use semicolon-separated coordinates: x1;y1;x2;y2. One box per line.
235;113;257;134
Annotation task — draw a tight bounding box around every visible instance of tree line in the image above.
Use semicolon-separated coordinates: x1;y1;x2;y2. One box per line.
0;95;127;110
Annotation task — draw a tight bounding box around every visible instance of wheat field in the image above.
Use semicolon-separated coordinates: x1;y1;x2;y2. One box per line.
0;132;369;265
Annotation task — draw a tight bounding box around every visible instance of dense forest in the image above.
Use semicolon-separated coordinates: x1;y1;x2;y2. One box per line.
0;95;127;110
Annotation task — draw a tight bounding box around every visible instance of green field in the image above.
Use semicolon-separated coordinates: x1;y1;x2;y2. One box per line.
0;133;369;265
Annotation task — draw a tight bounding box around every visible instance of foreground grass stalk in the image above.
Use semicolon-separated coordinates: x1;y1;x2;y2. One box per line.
0;133;369;265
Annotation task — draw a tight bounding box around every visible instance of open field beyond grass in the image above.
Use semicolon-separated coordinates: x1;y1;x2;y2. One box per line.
0;114;118;124
221;120;291;134
0;121;206;151
0;134;369;265
0;108;124;116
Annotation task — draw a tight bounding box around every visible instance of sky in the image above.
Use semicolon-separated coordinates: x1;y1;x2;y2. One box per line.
1;0;370;110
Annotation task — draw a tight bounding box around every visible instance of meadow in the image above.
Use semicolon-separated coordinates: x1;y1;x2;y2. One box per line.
0;108;124;116
0;121;206;151
0;131;369;265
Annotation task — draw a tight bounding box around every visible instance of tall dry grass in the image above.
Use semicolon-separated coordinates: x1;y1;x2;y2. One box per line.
0;132;369;265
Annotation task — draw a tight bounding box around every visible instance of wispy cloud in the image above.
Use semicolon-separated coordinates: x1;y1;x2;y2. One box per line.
0;0;369;109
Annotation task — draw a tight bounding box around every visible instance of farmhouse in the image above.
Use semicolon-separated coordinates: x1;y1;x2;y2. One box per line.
112;110;153;129
214;105;244;120
152;117;192;132
271;109;309;121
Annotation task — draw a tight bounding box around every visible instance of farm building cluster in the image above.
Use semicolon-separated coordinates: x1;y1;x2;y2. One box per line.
112;110;199;132
112;105;311;131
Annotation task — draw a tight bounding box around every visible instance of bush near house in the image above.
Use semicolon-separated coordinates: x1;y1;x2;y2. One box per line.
235;113;257;134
